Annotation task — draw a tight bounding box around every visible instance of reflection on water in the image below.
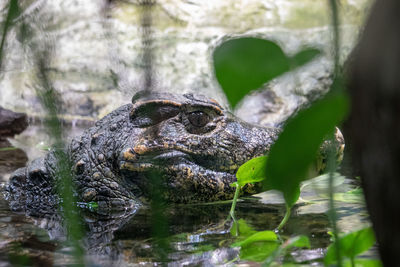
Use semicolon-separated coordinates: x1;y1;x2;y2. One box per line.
0;122;373;266
1;121;91;182
0;191;334;266
0;140;28;181
0;190;370;266
0;189;370;266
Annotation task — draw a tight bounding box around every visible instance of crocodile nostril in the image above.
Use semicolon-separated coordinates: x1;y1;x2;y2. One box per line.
91;133;100;146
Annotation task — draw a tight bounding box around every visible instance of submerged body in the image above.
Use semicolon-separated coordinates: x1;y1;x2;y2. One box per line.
5;92;281;214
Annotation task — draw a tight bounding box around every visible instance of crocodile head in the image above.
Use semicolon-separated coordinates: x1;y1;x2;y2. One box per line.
118;91;280;203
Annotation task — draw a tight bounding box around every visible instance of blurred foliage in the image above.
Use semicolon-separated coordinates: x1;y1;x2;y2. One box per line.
264;91;348;207
341;259;383;267
213;37;320;108
216;36;348;230
34;53;85;266
213;30;379;266
0;0;85;265
325;227;377;266
0;0;19;70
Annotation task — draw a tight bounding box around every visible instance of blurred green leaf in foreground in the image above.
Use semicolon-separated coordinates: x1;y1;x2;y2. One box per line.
213;37;320;108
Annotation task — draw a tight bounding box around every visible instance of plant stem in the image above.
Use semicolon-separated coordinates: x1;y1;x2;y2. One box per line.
350;256;355;267
277;203;291;231
329;0;340;75
0;147;18;151
149;171;170;263
228;184;241;222
327;0;343;266
35;51;85;266
327;143;342;267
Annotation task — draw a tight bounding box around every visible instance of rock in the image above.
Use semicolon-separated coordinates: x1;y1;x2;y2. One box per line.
0;106;28;138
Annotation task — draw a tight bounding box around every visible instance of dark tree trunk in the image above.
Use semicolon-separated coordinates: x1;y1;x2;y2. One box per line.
346;0;400;266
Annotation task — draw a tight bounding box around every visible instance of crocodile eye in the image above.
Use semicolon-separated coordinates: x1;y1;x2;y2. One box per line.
187;111;210;127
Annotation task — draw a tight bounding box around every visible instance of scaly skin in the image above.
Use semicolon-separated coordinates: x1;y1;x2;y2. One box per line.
5;92;280;214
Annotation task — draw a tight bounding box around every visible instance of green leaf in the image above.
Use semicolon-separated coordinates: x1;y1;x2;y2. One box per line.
239;241;279;262
230;219;257;237
229;222;278;263
343;259;383;267
290;47;321;68
213;37;320;108
264;92;349;207
232;230;278;247
282;235;311;249
325;227;376;265
236;155;268;187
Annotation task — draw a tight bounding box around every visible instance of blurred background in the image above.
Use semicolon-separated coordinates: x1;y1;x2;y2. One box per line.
0;0;371;119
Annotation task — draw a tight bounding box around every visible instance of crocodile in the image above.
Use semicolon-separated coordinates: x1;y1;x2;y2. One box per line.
4;91;343;215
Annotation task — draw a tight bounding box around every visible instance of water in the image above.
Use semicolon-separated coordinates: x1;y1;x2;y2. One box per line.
0;122;373;266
